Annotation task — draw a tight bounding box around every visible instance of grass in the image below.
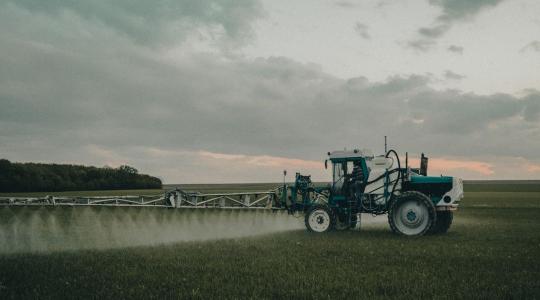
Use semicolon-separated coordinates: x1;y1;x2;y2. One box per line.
0;184;539;299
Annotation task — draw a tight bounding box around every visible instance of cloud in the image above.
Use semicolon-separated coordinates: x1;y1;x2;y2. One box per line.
429;0;504;22
432;158;494;175
444;70;466;80
521;92;540;121
405;90;539;135
520;41;540;53
3;0;264;47
411;0;505;50
335;1;356;8
0;0;539;182
406;39;436;52
526;164;540;173
418;23;451;39
447;45;464;54
354;22;371;40
198;151;322;169
101;146;328;183
409;157;493;175
86;144;129;167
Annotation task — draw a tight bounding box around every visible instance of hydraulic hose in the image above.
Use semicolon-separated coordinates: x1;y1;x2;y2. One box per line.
385;149;401;201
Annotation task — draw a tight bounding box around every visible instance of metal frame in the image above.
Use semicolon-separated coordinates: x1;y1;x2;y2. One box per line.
168;189;283;209
0;194;169;207
0;188;285;210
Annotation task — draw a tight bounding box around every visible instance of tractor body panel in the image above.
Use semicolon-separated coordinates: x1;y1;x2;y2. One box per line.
403;175;463;209
435;177;463;209
410;175;452;184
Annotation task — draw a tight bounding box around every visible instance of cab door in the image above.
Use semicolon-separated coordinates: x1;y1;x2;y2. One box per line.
332;161;351;196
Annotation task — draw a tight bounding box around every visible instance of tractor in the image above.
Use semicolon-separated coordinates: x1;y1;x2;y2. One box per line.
280;149;463;236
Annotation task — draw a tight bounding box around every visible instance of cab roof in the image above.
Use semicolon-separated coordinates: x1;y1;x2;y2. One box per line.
328;149;373;160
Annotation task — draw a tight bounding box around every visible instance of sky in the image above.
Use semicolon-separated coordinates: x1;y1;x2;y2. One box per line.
0;0;539;183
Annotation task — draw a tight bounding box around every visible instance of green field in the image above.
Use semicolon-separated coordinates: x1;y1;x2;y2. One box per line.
1;183;540;299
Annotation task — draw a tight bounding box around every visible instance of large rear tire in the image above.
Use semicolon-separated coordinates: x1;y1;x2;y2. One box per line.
430;211;453;234
388;191;436;236
305;204;335;233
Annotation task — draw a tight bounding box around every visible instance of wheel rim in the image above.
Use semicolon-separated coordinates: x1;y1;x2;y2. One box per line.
308;209;331;232
392;199;430;235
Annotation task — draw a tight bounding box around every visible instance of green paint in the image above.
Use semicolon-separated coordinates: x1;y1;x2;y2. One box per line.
410;175;452;184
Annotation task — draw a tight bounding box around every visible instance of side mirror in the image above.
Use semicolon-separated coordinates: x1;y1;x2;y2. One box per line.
324;160;328;169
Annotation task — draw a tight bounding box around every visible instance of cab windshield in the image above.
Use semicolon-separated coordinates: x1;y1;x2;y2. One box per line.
333;161;355;194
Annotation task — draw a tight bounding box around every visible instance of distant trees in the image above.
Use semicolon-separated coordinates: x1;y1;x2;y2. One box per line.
0;159;162;192
119;165;138;174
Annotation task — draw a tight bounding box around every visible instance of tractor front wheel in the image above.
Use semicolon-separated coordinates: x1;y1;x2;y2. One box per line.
388;191;436;236
305;204;335;233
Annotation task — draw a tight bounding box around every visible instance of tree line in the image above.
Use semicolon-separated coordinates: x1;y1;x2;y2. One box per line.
0;159;162;192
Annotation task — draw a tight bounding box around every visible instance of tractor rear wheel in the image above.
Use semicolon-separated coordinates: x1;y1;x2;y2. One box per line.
430;211;453;234
388;191;436;236
305;204;335;233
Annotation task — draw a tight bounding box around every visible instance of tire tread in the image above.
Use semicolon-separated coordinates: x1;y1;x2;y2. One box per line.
388;191;437;236
430;211;453;234
304;204;335;233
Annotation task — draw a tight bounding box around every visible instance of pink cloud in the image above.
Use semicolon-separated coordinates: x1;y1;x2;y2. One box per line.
140;147;504;180
199;151;496;175
198;151;498;176
85;144;128;167
526;164;540;173
409;157;494;175
198;151;322;169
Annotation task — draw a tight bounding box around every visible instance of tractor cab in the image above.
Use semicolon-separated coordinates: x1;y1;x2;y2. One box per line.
326;149;372;197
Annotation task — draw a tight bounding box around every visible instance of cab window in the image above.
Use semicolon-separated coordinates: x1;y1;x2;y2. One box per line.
333;162;348;193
